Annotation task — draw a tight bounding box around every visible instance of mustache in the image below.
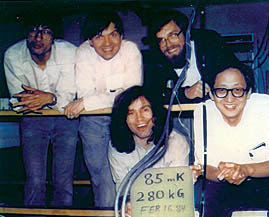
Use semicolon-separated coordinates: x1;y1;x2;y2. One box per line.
164;45;179;53
28;41;43;47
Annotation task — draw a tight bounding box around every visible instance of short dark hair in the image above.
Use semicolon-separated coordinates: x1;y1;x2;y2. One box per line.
82;9;123;40
21;9;63;38
210;61;255;91
110;86;172;154
149;9;189;42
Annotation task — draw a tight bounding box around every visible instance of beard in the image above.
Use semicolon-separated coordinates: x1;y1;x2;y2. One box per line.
27;40;52;61
165;45;186;69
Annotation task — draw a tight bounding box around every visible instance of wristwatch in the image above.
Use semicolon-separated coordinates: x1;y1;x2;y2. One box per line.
51;94;57;106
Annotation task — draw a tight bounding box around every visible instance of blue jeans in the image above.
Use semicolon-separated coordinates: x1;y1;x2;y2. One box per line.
21;116;79;207
195;178;269;217
79;115;116;208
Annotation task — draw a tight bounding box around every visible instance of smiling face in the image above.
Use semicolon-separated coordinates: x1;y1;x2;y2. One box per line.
212;68;251;126
27;25;53;57
90;22;122;60
156;20;185;63
126;96;154;148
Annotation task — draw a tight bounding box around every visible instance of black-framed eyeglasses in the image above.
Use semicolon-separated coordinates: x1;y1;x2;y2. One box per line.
212;88;248;98
158;30;183;45
28;25;53;39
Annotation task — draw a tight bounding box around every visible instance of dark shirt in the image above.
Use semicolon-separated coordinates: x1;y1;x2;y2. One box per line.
143;29;238;104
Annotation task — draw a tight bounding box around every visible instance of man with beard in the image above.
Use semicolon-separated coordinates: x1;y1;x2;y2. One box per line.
144;9;238;104
143;9;239;168
4;11;79;209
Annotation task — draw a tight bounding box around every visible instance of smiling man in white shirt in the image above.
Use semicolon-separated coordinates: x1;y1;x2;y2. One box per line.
64;9;143;208
4;10;79;209
194;61;269;217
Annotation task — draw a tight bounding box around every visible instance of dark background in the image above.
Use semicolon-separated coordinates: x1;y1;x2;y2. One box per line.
0;0;268;209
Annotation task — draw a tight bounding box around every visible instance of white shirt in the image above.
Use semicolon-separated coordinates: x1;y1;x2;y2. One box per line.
194;93;269;168
4;39;77;112
174;41;201;87
75;40;143;111
108;130;190;190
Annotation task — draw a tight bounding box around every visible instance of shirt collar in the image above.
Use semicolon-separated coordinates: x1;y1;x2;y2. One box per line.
22;39;57;65
136;141;154;151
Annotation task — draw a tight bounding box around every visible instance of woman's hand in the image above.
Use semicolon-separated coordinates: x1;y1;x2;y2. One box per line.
190;164;203;183
120;201;132;217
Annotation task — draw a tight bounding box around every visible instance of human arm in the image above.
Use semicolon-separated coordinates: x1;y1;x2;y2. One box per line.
4;48;27;97
108;143;136;217
184;80;211;100
193;157;269;184
51;41;77;112
124;201;132;217
76;41;143;112
108;143;132;191
120;41;143;88
12;85;56;113
64;98;84;119
217;161;269;185
190;164;203;183
4;40;77;113
191;164;227;182
4;49;56;113
74;55;116;111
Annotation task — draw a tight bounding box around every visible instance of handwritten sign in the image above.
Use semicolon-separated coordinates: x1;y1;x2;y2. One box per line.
130;166;194;217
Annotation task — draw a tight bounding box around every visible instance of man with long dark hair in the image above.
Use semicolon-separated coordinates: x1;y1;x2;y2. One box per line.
108;86;190;216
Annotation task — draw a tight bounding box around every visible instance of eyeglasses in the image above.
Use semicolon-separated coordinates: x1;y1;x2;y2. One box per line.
158;30;183;45
212;88;247;98
28;26;53;40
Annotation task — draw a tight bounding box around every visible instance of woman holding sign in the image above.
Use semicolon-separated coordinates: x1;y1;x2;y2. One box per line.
108;86;191;216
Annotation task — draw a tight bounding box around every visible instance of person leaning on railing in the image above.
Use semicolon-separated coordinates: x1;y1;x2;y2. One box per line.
193;61;269;217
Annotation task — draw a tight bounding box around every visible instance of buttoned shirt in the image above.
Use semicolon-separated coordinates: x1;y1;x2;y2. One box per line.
4;39;77;112
108;130;190;190
75;40;143;111
194;93;269;168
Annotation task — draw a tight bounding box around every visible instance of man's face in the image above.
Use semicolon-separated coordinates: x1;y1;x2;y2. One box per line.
27;25;53;57
90;22;122;60
156;20;186;66
212;68;251;126
126;96;154;144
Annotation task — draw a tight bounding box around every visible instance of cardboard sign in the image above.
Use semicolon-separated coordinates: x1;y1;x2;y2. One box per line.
131;166;194;217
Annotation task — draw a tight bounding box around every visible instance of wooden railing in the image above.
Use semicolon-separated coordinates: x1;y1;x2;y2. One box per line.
0;104;197;116
0;207;115;216
0;104;197;216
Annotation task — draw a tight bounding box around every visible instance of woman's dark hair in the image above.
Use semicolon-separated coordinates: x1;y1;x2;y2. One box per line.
110;86;172;154
209;60;255;91
82;9;123;40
